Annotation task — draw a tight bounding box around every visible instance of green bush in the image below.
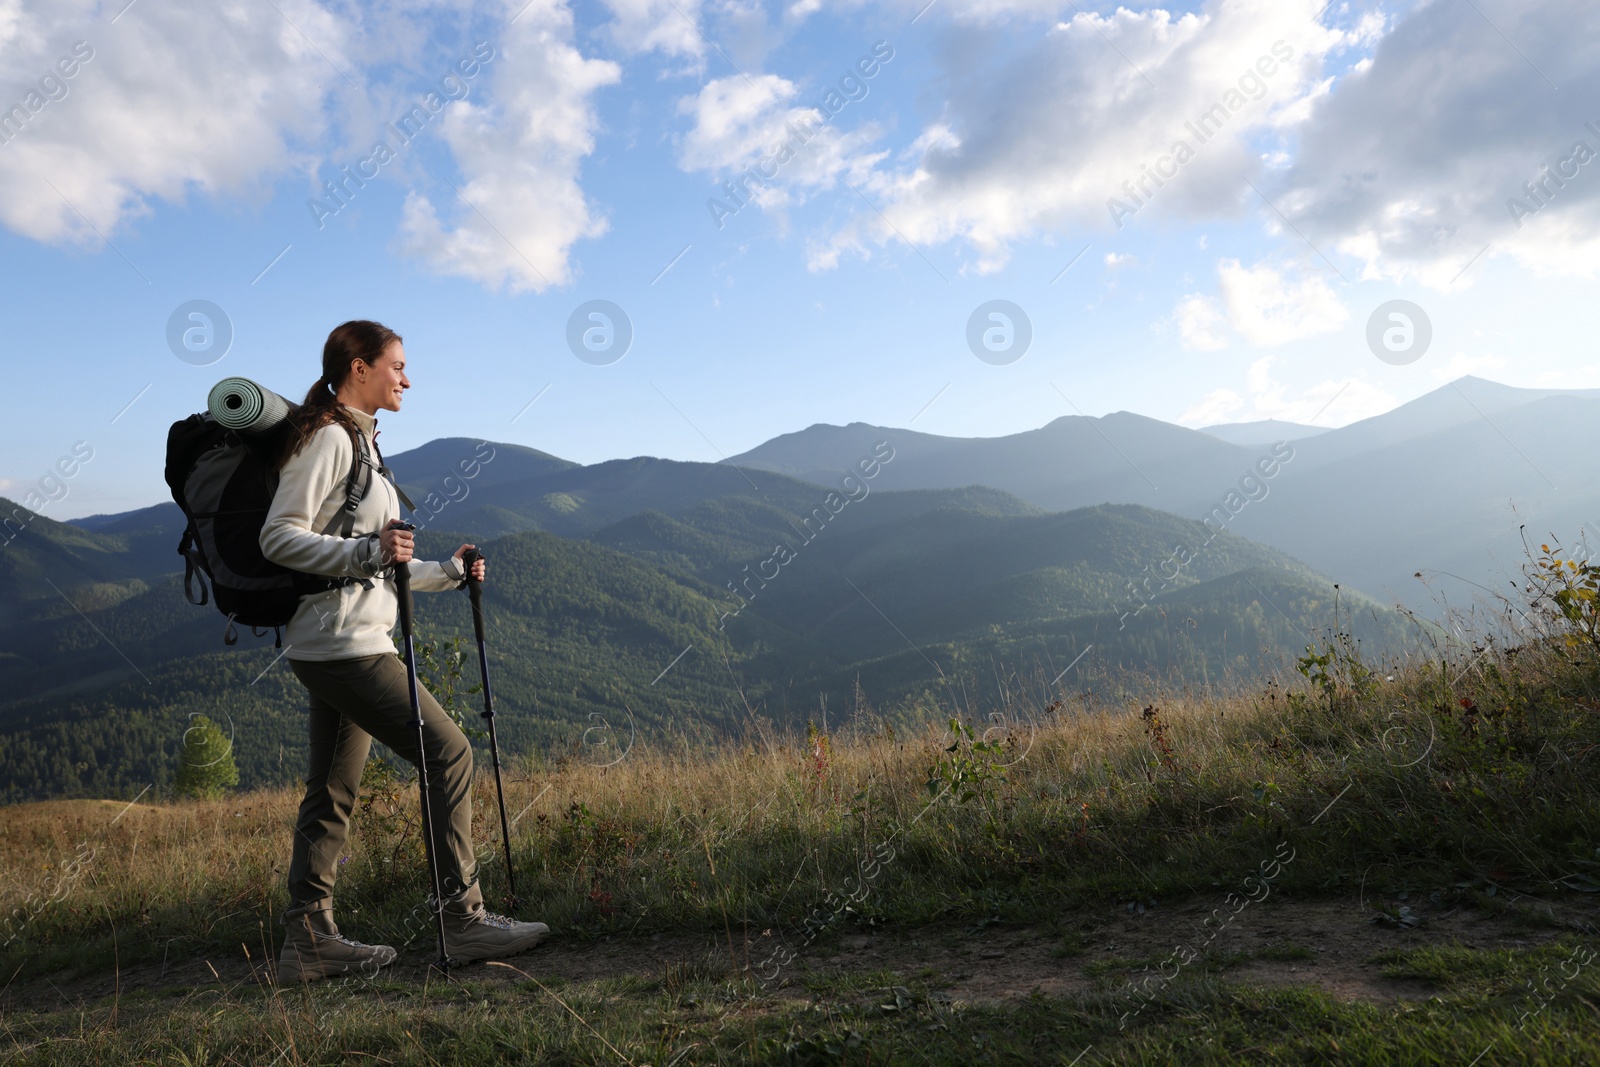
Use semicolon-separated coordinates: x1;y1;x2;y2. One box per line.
172;714;238;800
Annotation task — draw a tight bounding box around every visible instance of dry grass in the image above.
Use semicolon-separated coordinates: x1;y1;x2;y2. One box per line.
4;609;1600;1062
5;623;1598;989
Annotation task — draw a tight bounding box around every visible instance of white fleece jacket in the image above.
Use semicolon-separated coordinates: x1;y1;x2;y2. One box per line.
260;405;463;662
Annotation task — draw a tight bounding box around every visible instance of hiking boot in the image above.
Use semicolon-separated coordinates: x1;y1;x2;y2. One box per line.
277;923;397;983
443;911;550;963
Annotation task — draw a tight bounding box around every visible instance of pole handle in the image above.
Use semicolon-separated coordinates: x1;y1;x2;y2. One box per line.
463;547;487;644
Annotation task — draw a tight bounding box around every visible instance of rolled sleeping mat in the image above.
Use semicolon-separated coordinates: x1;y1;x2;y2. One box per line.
207;377;294;434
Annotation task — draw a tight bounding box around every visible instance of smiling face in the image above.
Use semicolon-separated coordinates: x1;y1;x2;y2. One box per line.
342;341;409;414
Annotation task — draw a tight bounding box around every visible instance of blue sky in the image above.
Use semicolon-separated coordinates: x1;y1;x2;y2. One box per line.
2;0;1597;518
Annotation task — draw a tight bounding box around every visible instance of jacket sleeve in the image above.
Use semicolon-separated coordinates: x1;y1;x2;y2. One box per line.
260;425;380;578
409;555;466;593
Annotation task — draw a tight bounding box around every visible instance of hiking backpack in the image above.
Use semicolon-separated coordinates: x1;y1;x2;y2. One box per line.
164;414;376;646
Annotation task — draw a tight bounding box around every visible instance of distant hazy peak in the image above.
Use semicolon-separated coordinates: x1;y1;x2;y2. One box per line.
1199;419;1330;447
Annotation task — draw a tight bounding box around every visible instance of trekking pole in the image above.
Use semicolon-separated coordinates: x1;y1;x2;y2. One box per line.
391;523;452;972
462;547;518;911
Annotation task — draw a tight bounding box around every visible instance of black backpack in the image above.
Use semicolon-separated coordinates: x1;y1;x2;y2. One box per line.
165;414;375;646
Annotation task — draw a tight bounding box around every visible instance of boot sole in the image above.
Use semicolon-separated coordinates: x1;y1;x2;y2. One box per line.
445;927;550;964
277;946;398;983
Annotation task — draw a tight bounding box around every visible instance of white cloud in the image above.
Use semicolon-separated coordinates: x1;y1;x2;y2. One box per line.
1178;356;1394;428
398;0;620;292
1172;259;1347;353
1238;356;1395;425
676;72;888;226
0;0;337;245
1431;352;1507;383
0;0;26;52
1264;74;1331;129
0;0;620;294
1216;259;1349;345
1534;365;1600;388
1175;293;1229;350
678;75;800;173
1178;387;1243;424
597;0;704;62
1273;0;1600;287
801;0;1600;291
813;0;1341;272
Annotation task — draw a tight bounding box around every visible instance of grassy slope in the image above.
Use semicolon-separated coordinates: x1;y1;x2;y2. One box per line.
0;498;1414;800
2;622;1599;1063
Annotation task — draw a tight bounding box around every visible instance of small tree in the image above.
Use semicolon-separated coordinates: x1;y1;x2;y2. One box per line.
174;714;239;800
414;636;485;741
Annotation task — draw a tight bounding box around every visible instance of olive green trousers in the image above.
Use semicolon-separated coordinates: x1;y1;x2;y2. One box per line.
284;653;484;933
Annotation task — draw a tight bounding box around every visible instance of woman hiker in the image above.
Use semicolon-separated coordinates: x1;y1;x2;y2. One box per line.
261;319;547;982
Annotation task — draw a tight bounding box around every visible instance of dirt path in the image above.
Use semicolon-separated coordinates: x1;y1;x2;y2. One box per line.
8;890;1597;1017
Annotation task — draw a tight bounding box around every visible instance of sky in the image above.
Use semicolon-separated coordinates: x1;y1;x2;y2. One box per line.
2;0;1598;519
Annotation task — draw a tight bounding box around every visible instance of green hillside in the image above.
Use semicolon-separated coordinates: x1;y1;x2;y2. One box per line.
0;498;173;607
0;527;746;802
636;499;1409;718
438;456;842;539
0;481;1411;800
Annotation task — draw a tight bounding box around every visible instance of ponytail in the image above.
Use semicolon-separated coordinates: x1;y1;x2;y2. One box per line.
279;320;403;467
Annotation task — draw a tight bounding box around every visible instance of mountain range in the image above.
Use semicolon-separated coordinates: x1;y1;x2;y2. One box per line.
730;376;1599;610
4;373;1571;800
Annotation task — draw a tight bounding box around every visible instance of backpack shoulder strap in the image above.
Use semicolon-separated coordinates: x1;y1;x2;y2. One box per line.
319;426;373;538
316;423;414;537
379;463;415;513
369;428;415;513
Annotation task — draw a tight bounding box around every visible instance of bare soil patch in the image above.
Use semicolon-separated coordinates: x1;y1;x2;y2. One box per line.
8;890;1595;1018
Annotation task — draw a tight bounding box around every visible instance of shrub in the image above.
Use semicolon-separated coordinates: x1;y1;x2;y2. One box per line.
172;714;238;800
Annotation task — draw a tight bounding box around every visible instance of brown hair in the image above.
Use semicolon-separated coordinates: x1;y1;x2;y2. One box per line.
279;320;403;466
